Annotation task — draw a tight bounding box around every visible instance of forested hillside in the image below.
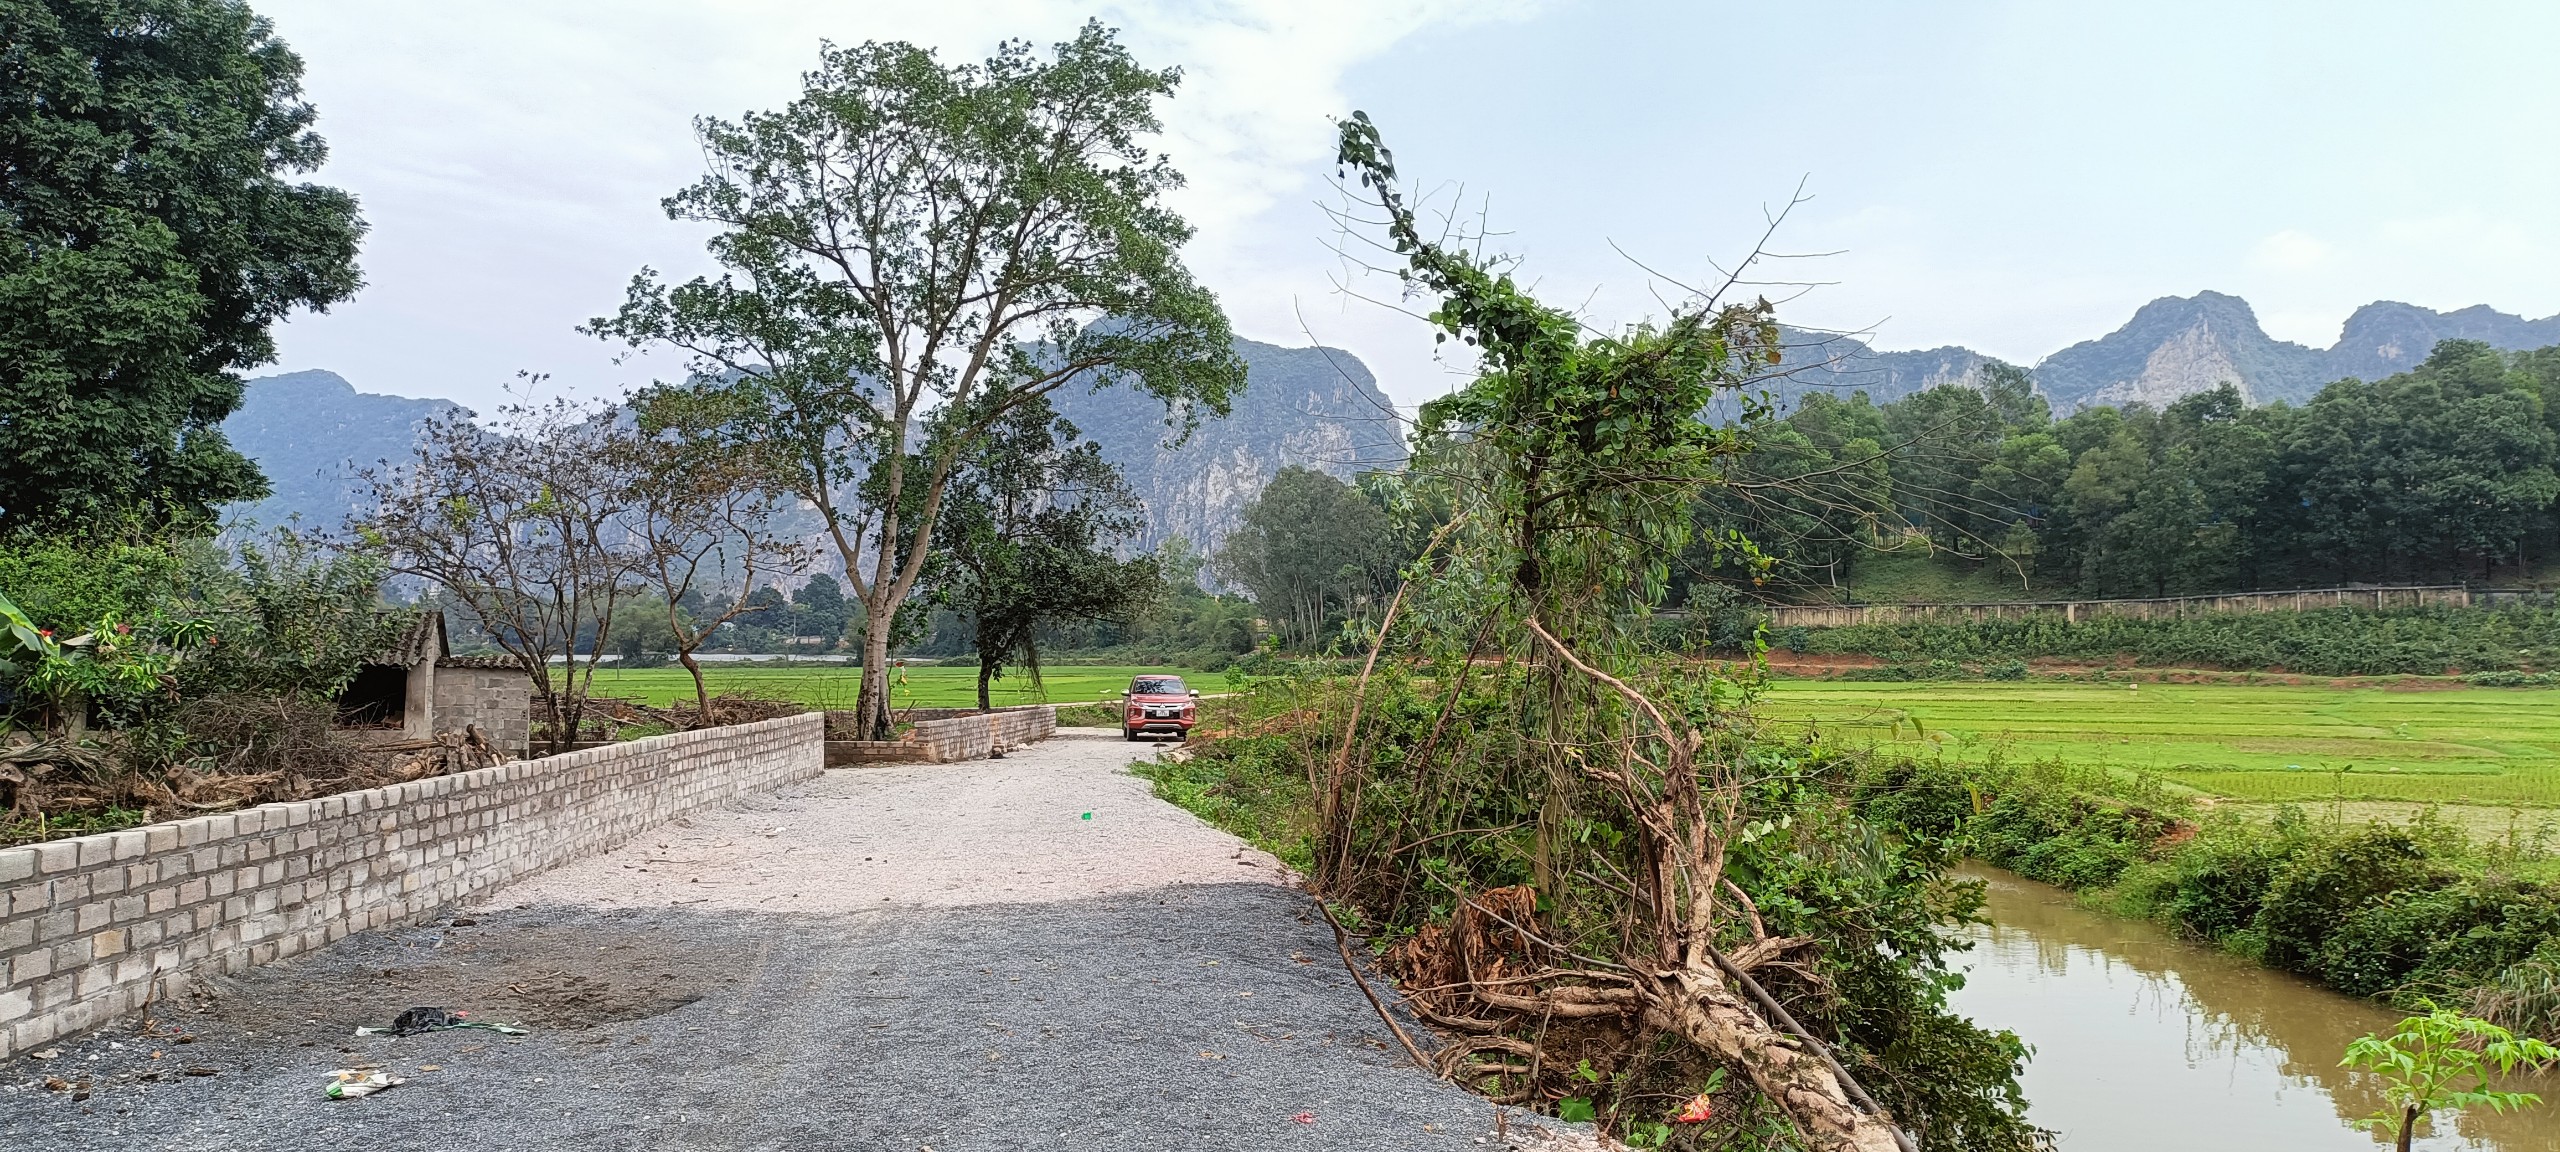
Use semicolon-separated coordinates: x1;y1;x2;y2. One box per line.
226;299;2558;555
221;370;462;530
1776;293;2560;411
1693;338;2560;601
226;340;1402;556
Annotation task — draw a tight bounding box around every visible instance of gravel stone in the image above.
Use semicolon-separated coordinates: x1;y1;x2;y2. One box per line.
0;731;1598;1150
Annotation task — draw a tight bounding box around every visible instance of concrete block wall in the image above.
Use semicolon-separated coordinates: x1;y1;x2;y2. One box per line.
822;705;1057;765
0;712;822;1059
910;705;1056;762
431;665;534;756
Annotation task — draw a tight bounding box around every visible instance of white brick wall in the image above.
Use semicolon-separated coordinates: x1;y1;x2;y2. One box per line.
0;713;822;1058
822;705;1057;765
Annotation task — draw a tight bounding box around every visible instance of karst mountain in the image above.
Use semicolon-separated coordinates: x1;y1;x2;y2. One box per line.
225;295;2560;552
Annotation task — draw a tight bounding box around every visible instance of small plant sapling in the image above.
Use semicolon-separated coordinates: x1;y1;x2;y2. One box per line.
2339;1004;2557;1152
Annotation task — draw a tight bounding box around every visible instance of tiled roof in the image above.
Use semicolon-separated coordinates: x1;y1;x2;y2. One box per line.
361;609;445;666
435;655;523;671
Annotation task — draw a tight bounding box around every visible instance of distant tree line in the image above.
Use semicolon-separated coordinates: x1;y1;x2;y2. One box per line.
1688;338;2560;600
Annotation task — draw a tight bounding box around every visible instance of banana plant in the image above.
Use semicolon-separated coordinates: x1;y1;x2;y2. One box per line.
0;589;61;662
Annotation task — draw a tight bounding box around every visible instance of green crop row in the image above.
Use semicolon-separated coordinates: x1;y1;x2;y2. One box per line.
1755;604;2560;677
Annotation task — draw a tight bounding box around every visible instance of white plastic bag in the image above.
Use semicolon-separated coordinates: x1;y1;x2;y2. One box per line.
324;1069;406;1099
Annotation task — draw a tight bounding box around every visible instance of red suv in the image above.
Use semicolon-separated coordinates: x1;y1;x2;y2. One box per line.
1120;674;1199;741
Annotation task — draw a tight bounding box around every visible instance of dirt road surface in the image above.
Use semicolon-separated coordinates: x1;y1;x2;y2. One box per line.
1;730;1592;1151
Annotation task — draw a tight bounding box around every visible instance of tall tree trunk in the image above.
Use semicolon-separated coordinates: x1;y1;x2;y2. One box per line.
857;598;894;740
679;648;710;724
977;661;994;712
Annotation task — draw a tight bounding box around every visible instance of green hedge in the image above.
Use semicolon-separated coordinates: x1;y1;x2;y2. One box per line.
1775;604;2560;676
1857;754;2560;1031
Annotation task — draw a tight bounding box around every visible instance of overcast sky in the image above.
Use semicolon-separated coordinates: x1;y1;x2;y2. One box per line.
251;0;2560;412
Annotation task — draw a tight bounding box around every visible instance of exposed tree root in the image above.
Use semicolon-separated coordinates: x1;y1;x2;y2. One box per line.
1641;962;1909;1152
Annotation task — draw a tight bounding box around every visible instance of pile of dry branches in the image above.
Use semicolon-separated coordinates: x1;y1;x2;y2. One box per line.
587;693;805;735
3;694;511;844
1322;623;1913;1152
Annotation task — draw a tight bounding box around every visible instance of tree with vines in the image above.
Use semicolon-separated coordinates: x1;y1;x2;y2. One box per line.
1314;111;2040;1151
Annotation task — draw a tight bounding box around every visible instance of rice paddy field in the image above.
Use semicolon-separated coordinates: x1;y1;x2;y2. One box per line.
1756;680;2560;808
585;662;2560;810
583;663;1214;711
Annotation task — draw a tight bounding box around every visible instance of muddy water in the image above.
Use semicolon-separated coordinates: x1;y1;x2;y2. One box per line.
1950;866;2560;1150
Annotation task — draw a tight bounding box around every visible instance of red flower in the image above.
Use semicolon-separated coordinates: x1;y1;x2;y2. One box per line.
114;623;132;635
36;628;51;638
1675;1092;1715;1124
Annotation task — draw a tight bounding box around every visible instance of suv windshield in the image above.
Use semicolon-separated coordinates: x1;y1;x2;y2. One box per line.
1132;676;1187;695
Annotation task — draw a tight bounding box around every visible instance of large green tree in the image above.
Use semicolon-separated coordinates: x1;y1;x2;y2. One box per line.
2280;341;2558;582
0;0;364;529
1213;466;1400;650
927;399;1159;710
593;22;1242;738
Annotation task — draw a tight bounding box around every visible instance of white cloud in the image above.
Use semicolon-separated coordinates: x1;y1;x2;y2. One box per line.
252;1;1538;408
2247;229;2332;272
240;2;2560;413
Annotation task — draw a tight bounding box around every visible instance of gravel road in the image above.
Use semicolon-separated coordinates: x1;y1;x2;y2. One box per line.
1;729;1592;1151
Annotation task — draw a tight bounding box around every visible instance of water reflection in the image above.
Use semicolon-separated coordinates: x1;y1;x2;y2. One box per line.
1950;866;2558;1151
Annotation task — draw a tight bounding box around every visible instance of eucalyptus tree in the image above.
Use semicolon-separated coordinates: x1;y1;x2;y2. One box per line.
592;23;1244;738
1214;466;1401;649
0;0;365;530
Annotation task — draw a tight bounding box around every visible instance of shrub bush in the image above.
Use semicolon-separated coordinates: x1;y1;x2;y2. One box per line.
2255;826;2440;971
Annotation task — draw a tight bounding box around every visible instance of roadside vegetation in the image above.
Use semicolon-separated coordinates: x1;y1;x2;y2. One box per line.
0;526;423;846
1856;749;2560;1044
1143;114;2050;1152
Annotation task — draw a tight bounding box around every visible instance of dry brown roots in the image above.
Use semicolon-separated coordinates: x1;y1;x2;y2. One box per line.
1381;885;1903;1152
3;717;509;843
1329;614;1912;1152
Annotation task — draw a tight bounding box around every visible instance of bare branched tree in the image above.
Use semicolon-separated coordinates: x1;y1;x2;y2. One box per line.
351;396;641;755
618;409;811;720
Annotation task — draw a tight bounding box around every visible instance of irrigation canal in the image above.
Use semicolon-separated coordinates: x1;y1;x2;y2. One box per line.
1952;866;2559;1150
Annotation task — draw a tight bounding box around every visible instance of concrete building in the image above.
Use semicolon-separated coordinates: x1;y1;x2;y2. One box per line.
335;610;532;756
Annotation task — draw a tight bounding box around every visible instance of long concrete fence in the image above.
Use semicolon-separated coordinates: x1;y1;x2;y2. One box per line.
0;712;823;1059
823;704;1057;767
1762;585;2482;629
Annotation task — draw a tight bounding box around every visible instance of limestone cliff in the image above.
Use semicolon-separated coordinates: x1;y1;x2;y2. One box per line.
1048;338;1406;555
1767;327;1996;408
